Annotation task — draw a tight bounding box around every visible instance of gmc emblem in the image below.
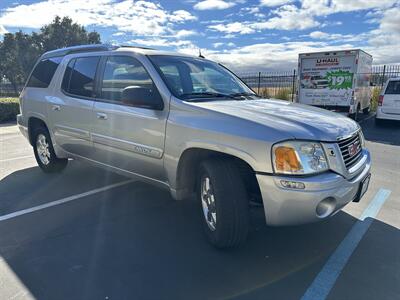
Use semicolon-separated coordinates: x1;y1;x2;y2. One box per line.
348;141;360;157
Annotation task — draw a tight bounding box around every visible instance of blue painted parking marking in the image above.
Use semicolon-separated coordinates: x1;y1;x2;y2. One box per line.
301;188;391;300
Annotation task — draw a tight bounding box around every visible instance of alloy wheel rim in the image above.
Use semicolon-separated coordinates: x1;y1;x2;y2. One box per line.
36;134;51;165
201;176;217;231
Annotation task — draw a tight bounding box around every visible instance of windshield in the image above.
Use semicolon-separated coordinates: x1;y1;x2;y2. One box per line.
149;55;257;100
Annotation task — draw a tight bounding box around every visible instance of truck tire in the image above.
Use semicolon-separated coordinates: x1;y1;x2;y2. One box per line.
363;107;370;115
350;105;359;121
197;158;249;248
33;126;68;173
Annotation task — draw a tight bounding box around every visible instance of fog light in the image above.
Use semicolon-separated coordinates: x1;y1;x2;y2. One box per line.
316;197;336;218
280;180;305;189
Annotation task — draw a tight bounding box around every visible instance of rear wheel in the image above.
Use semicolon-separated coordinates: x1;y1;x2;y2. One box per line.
363;106;370;115
197;158;249;248
33;126;68;173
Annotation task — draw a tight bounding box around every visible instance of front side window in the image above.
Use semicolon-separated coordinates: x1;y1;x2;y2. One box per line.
100;56;158;104
149;55;256;100
385;81;400;94
63;56;100;98
27;56;63;88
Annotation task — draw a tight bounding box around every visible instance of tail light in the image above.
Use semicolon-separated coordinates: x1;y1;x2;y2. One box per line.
378;95;384;106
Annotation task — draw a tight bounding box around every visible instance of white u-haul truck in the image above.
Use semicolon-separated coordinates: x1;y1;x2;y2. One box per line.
298;49;372;120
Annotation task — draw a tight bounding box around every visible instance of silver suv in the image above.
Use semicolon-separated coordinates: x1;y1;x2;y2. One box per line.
17;45;371;248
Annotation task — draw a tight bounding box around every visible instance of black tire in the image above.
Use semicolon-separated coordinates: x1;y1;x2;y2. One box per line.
363;107;370;115
32;126;68;173
197;158;249;248
349;106;359;121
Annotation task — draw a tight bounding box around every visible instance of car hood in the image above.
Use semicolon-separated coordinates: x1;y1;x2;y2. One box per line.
191;98;359;142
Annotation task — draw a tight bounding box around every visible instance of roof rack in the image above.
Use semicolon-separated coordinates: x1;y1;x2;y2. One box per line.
118;45;156;50
41;44;117;59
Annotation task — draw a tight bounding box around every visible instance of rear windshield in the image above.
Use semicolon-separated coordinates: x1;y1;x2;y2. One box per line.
385;80;400;94
26;56;63;88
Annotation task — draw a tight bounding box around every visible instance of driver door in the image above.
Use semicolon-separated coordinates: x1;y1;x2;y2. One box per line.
90;55;167;181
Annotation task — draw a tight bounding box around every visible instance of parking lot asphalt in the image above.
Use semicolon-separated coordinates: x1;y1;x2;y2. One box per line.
0;115;399;300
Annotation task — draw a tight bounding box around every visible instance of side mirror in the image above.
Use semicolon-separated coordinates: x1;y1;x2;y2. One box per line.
121;86;164;110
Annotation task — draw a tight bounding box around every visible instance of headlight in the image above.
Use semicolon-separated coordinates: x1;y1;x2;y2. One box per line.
272;141;329;175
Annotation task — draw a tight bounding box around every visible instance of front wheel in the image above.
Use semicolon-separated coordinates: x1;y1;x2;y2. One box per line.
198;158;249;248
33;126;68;173
363;107;370;115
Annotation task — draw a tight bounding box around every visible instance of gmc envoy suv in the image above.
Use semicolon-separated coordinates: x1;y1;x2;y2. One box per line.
17;45;371;248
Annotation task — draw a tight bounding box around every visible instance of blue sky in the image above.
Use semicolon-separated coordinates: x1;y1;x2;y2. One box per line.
0;0;399;71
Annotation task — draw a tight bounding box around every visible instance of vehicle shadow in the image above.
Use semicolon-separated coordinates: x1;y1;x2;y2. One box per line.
0;161;126;215
0;175;398;300
360;114;400;146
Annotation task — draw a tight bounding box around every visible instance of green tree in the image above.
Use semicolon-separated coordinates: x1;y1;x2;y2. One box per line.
39;16;100;52
0;16;101;94
0;33;27;94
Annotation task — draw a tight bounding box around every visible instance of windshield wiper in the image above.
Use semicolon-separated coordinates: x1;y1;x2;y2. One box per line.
181;92;237;101
230;92;261;98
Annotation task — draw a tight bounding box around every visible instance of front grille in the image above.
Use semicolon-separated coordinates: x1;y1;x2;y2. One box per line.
338;132;363;170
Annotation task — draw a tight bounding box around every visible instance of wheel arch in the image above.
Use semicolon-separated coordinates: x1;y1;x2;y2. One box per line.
28;116;48;146
174;147;261;202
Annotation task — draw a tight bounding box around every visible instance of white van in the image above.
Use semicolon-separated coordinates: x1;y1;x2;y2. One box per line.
376;78;400;124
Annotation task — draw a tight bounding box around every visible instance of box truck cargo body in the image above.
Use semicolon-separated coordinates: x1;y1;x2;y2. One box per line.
298;50;372;118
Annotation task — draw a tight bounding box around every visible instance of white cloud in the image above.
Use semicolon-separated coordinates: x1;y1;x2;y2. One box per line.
194;0;236;10
299;0;399;17
205;41;357;71
213;42;224;48
364;4;400;64
308;31;362;42
0;0;196;36
209;22;255;34
259;0;294;7
253;5;320;30
175;29;197;38
129;38;194;48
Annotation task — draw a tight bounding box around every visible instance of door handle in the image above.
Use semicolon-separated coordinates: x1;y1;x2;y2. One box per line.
52;105;61;111
96;112;108;120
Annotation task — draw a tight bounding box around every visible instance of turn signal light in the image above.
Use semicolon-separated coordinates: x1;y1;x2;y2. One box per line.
274;146;302;173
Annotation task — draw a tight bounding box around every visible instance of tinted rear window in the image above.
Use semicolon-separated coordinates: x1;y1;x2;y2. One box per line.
63;56;100;98
26;57;63;88
385;81;400;94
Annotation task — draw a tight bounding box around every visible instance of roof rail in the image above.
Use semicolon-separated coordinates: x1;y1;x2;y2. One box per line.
118;45;156;50
41;44;117;59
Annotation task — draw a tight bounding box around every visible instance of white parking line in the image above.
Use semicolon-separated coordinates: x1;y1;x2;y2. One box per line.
301;188;391;300
0;179;134;222
0;155;33;162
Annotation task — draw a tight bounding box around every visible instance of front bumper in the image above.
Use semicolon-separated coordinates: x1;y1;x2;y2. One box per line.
257;150;371;226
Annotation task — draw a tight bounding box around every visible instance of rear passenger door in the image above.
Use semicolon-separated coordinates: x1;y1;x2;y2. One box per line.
49;55;100;156
90;55;167;181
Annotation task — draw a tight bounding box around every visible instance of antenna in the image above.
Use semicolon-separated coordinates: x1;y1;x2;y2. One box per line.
199;48;205;58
